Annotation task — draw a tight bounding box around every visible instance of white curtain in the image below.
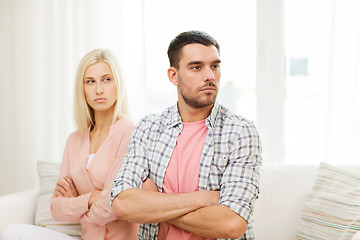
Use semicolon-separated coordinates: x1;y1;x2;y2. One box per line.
1;0;359;196
282;0;360;165
0;0;256;195
0;0;146;195
326;0;360;164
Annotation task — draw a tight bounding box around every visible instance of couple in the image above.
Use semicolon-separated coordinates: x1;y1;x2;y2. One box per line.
2;31;262;240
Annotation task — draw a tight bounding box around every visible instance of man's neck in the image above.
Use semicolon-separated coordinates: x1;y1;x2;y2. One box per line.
177;102;213;123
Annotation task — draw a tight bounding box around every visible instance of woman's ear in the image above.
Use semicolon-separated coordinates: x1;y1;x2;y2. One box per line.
167;67;178;86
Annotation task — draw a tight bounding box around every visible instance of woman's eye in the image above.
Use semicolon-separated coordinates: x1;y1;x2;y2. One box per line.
86;80;94;84
104;78;111;82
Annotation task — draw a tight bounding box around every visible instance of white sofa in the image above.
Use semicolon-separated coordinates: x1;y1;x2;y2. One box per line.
1;164;360;239
0;188;38;229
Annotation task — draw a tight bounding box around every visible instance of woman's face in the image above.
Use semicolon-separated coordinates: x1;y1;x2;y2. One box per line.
83;61;117;114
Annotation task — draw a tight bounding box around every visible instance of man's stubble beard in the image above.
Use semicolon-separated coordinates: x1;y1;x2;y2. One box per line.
179;84;218;109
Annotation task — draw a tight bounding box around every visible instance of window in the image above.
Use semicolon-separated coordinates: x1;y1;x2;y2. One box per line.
284;0;360;164
284;0;333;164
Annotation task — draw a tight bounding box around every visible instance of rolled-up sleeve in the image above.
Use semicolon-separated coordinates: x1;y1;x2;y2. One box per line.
219;122;262;223
110;118;150;205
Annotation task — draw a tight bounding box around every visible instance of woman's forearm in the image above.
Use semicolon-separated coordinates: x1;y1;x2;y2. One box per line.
50;193;91;222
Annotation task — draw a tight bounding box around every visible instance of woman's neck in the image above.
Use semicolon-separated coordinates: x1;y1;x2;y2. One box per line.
92;109;114;132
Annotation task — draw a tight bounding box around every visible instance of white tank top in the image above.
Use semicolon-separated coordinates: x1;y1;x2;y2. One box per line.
86;154;96;168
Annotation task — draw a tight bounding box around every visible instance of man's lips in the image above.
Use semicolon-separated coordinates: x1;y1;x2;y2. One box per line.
200;86;216;93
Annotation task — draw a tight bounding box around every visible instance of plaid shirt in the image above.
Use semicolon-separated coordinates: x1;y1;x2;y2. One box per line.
110;103;262;240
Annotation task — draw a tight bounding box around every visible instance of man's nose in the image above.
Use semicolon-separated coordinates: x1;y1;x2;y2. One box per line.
204;66;215;81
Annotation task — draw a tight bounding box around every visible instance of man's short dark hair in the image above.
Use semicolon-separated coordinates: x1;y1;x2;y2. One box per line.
167;30;220;69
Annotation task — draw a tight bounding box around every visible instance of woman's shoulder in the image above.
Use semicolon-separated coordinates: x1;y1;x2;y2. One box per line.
117;117;134;128
66;129;86;143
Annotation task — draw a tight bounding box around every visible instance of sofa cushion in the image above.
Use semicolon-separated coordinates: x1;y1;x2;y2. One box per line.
296;162;360;239
35;161;82;238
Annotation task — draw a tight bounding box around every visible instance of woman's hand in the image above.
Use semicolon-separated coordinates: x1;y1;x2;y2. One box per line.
141;178;158;192
88;190;102;208
54;176;79;198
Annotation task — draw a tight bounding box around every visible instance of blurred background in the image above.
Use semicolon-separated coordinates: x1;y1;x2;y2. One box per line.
0;0;359;195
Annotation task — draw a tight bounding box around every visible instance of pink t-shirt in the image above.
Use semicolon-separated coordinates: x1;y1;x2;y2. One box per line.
158;120;214;240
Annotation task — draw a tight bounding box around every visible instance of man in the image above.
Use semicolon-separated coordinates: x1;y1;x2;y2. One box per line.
110;30;262;240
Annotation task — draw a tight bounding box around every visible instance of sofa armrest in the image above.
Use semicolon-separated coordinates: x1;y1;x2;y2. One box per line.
0;188;38;230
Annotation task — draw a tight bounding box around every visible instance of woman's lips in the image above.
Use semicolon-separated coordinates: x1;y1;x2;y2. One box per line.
94;98;106;103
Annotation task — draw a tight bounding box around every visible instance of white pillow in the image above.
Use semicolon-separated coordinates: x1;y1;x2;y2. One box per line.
35;161;82;238
296;162;360;240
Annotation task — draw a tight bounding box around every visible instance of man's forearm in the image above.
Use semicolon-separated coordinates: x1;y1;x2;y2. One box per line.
112;188;219;224
168;204;248;239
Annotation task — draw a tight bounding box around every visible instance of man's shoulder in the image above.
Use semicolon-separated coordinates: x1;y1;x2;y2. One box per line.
215;104;256;129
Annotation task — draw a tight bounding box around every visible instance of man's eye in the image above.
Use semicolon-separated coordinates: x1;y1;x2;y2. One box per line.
212;65;219;69
193;66;201;70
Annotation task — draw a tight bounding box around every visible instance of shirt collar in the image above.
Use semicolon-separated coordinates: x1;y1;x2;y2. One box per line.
167;103;220;129
206;103;219;129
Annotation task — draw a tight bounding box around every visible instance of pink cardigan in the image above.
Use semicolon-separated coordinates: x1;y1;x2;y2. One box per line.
51;118;138;240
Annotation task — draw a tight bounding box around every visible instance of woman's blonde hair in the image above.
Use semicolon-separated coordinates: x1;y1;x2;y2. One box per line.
74;49;129;135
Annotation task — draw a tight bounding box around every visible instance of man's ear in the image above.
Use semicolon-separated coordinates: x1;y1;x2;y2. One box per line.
167;67;178;86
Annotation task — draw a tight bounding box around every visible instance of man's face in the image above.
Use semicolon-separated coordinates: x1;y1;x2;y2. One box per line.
175;43;221;109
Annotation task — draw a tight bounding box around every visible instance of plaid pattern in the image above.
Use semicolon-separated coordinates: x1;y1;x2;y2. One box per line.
110;104;262;240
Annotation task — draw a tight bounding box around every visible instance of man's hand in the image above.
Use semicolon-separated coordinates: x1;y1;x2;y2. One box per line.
113;188;221;224
140;178;220;207
54;176;79;197
141;177;219;206
198;190;220;207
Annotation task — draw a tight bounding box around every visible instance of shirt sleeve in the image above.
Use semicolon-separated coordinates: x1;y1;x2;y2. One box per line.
81;123;134;226
218;121;262;223
50;134;91;222
110;117;150;205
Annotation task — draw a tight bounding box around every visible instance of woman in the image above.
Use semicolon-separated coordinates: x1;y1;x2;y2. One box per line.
0;49;138;240
50;49;138;239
